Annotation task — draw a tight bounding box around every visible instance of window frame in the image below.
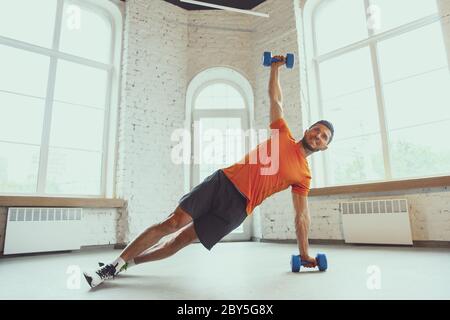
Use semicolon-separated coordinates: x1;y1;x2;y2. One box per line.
0;0;123;198
303;0;444;191
192;79;249;187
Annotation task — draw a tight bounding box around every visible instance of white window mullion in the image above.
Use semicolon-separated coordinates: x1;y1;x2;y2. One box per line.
37;0;64;194
101;69;114;197
314;59;330;187
0;34;111;72
102;2;117;198
311;15;328;188
366;0;392;181
370;45;393;181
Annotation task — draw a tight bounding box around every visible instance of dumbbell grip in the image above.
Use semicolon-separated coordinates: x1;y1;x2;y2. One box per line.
300;259;317;266
295;255;317;266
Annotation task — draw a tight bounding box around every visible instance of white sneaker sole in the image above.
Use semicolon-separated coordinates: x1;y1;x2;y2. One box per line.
83;272;102;288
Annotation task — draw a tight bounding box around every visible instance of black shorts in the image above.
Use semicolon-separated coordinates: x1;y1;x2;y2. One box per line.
178;169;248;250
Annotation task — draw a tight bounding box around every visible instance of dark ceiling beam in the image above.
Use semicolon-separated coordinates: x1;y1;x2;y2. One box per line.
165;0;266;10
119;1;267;11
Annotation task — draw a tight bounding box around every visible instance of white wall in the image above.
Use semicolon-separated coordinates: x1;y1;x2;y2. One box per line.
437;0;450;67
81;208;122;246
187;11;254;83
115;0;189;241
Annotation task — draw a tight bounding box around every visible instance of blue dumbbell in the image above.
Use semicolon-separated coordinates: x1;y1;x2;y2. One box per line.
262;51;294;69
291;253;328;272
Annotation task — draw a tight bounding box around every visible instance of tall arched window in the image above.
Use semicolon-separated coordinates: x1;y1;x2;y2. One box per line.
304;0;450;188
0;0;122;197
194;81;248;182
185;67;254;241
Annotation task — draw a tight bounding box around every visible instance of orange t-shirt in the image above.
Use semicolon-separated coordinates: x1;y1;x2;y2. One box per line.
222;117;312;215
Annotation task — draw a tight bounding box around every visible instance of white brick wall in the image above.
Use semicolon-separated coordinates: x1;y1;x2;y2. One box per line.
187;11;254;82
437;0;450;66
438;0;450;14
81;208;121;246
116;0;189;241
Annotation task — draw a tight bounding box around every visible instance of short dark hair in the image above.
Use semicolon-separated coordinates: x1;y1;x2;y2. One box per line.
309;120;334;144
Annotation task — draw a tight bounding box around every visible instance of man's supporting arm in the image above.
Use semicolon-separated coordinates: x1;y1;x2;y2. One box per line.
291;192;312;259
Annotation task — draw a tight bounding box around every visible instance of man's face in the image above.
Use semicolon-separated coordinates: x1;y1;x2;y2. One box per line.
302;124;332;152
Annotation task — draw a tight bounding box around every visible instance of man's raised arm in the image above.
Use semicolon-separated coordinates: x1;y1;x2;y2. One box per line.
268;55;285;123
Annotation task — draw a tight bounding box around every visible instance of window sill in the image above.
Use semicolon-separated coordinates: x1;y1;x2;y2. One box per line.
309;176;450;196
0;196;126;208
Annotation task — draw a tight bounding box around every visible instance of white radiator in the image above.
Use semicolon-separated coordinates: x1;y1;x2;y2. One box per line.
4;207;83;255
341;199;413;245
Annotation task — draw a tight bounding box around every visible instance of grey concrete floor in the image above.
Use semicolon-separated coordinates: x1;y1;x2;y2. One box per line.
0;241;449;300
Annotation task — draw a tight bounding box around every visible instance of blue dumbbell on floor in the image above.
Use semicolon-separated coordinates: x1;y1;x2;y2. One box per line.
262;51;295;69
291;253;328;272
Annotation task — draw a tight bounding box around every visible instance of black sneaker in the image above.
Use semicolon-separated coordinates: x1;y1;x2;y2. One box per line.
98;261;128;274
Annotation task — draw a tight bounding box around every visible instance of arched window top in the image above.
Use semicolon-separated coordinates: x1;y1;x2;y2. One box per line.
59;1;113;63
195;82;246;110
186;67;254;118
312;0;439;55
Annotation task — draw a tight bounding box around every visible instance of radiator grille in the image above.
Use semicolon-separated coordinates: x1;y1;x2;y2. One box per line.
341;199;408;215
8;207;82;222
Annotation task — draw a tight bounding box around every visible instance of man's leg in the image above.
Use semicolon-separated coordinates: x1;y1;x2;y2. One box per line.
83;205;192;288
119;205;192;262
132;222;198;264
